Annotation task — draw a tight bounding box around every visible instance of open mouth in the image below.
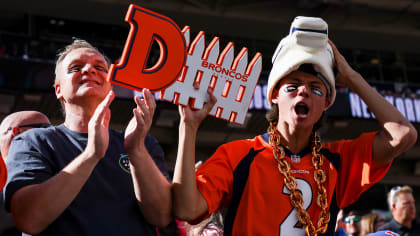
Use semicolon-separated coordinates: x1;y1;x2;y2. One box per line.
295;102;309;116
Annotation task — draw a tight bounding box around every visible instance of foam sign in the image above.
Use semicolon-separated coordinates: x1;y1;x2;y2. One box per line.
161;28;262;125
108;4;262;125
108;4;186;91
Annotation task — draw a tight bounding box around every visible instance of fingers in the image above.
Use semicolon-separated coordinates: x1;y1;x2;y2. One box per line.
131;89;156;131
194;160;203;170
134;89;155;120
328;39;343;63
132;108;145;127
102;109;111;127
142;88;156;113
91;90;115;126
203;87;217;113
134;97;150;127
328;39;341;56
102;90;116;108
193;82;200;90
328;39;337;51
178;104;186;116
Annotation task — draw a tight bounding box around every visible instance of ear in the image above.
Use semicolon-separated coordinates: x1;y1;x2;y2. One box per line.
323;97;332;111
391;203;396;211
271;88;280;104
55;81;63;100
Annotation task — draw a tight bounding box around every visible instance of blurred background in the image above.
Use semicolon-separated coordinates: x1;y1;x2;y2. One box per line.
1;0;420;216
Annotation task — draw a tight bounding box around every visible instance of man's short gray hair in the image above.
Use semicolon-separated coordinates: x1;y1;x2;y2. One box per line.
387;185;413;210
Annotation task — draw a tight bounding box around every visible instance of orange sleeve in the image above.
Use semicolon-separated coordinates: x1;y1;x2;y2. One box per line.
196;144;234;216
194;139;254;223
331;132;392;208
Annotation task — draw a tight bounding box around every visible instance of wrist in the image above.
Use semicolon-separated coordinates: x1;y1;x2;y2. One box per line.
81;148;102;165
179;120;199;133
126;143;148;163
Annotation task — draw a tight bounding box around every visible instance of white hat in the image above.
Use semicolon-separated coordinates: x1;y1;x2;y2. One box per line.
267;16;336;107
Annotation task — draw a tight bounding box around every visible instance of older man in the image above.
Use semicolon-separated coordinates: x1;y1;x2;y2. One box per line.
0;111;50;159
378;185;420;235
3;39;171;235
0;111;50;235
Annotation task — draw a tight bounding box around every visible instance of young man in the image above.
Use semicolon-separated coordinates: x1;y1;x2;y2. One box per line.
3;39;171;235
343;211;363;236
172;17;417;236
0;111;51;235
378;185;420;235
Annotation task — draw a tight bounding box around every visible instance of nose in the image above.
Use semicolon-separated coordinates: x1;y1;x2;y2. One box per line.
81;64;96;75
297;84;309;97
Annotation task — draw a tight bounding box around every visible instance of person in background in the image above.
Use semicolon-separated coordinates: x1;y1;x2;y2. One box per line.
344;211;363;236
335;209;347;236
179;161;224;236
186;211;224;236
0;111;51;236
377;185;420;235
3;39;171;235
0;111;51;159
367;231;400;236
172;16;417;236
360;212;386;236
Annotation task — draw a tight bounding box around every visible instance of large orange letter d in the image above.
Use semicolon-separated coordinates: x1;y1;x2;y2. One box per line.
108;4;186;91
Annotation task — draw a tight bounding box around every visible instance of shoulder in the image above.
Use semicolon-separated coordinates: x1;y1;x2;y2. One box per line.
13;125;62;145
208;135;266;166
219;134;265;151
377;220;398;231
412;219;420;230
324;132;378;151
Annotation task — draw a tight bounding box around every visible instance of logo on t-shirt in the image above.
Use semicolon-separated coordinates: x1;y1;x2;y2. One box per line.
119;154;131;174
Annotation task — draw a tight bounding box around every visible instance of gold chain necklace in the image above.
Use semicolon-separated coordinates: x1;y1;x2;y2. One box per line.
268;122;330;236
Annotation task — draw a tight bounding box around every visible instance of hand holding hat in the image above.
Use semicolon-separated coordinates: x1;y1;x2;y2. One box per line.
328;40;361;88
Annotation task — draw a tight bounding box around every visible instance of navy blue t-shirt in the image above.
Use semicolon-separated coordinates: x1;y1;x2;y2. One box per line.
4;124;166;235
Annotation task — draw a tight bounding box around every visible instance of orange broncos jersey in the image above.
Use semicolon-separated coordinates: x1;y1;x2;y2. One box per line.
195;132;391;236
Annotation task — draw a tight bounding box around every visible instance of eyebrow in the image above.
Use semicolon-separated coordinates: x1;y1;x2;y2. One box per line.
289;78;303;83
68;58;108;67
288;78;323;86
309;81;323;86
93;59;108;67
67;59;83;67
